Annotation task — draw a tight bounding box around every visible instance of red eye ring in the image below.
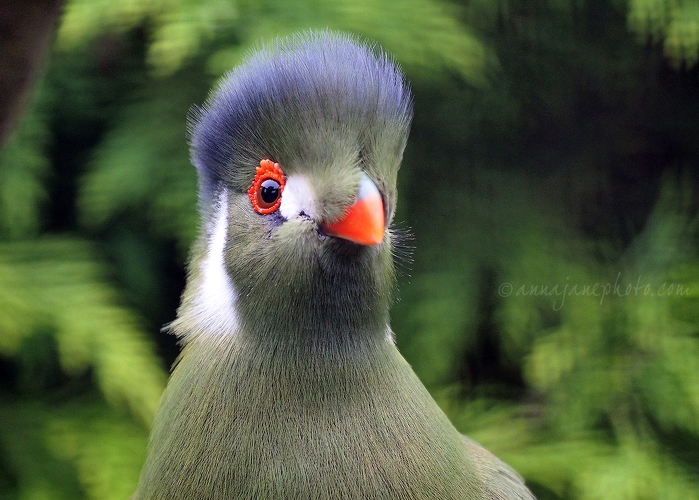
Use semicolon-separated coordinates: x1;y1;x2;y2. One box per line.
248;159;286;214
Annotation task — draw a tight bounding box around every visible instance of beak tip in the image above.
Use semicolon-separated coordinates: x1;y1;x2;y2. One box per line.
321;174;385;246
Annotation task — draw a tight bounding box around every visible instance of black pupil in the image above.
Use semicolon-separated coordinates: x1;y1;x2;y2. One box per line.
260;179;280;204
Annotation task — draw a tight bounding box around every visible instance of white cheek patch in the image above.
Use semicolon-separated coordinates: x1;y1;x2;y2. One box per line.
191;188;240;337
280;175;317;220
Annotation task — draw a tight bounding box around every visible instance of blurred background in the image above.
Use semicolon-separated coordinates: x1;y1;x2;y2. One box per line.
1;0;699;498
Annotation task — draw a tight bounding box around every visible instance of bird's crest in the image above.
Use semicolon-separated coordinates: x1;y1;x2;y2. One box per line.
189;31;412;208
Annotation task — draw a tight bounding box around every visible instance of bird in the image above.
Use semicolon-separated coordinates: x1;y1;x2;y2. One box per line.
134;31;535;499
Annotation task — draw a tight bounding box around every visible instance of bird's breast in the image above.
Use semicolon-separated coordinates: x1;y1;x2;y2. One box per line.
136;335;480;499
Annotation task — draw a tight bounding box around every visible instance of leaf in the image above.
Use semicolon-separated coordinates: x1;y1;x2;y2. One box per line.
0;398;149;500
628;0;699;67
0;238;167;425
45;400;149;500
59;0;494;85
78;73;201;254
59;0;237;75
0;108;50;240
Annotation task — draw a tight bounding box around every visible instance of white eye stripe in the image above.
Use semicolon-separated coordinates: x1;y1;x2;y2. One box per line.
279;175;317;220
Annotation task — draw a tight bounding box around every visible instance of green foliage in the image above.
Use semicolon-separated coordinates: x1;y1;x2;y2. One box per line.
45;400;150;500
628;0;699;67
59;0;495;85
0;398;148;500
0;72;166;498
0;238;167;497
0;109;50;240
3;0;699;497
517;177;699;498
0;239;166;425
78;72;202;253
59;0;238;75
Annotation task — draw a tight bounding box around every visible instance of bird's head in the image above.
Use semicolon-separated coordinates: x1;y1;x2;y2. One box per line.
176;32;412;348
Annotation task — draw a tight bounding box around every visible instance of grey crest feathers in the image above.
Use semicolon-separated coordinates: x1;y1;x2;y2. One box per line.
189;31;413;208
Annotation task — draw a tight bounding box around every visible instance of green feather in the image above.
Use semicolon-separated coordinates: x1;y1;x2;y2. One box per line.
137;334;483;498
134;31;534;499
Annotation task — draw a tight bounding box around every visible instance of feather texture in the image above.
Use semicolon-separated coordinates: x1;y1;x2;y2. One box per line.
189;31;412;213
135;31;534;499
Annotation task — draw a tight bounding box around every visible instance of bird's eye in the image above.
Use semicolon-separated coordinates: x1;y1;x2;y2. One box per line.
248;159;286;214
259;179;280;205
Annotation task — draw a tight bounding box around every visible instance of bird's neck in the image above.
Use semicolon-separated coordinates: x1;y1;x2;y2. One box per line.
238;262;392;347
172;236;394;348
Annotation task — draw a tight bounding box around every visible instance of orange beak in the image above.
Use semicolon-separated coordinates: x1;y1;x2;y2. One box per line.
322;173;385;246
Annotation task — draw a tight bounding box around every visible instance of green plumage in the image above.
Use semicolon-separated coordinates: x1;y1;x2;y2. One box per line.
134;31;534;499
138;334;480;498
